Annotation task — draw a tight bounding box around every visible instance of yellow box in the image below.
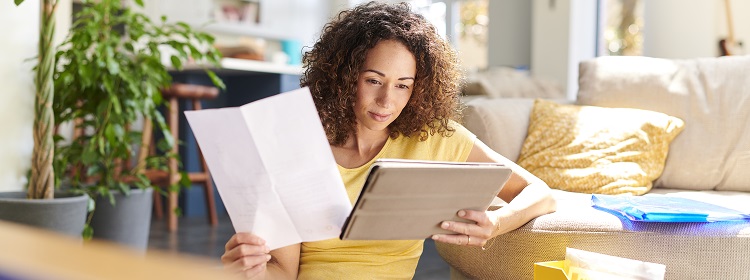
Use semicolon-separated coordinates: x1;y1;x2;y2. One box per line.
534;260;571;280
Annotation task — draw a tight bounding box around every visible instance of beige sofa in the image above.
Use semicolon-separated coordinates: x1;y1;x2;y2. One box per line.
437;55;750;280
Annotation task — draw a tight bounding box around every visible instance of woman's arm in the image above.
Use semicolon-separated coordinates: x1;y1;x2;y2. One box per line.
432;139;557;247
222;232;300;279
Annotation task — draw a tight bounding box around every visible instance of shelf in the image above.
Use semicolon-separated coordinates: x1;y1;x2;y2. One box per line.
220;58;303;75
197;22;293;41
182;58;304;76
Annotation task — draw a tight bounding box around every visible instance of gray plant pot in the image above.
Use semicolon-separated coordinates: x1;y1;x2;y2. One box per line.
0;191;89;238
89;187;153;252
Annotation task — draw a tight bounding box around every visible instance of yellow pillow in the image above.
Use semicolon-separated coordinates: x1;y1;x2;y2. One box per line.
518;99;685;195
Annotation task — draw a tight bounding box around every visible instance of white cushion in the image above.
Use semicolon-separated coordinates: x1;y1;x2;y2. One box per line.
462;98;534;161
577;56;750;192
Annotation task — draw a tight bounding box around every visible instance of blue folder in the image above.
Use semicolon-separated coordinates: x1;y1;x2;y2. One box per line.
591;194;750;222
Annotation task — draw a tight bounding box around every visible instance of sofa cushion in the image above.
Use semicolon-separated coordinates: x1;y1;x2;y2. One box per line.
517;99;684;195
578;56;750;192
462;98;535;161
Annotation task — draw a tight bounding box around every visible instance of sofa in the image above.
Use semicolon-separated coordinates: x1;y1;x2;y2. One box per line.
436;55;750;280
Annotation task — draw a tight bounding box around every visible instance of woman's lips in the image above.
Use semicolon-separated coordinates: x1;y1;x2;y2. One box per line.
368;112;391;122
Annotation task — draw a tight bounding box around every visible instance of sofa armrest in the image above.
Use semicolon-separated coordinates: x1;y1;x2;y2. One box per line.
436;189;750;280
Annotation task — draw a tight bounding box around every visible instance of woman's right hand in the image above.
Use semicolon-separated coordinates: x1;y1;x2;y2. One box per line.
221;232;272;279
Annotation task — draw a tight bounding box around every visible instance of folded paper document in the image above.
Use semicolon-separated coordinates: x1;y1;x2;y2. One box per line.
592;194;750;222
340;159;512;240
534;247;666;280
185;87;352;250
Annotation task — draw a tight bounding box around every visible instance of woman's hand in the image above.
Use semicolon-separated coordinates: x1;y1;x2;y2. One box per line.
431;209;500;248
222;232;272;279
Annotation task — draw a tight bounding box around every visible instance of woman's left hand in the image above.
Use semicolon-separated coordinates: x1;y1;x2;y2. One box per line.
431;209;499;248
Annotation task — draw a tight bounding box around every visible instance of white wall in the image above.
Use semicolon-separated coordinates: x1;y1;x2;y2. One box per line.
0;0;39;192
728;0;750;55
487;0;531;68
494;0;750;99
639;0;748;58
643;0;717;58
0;0;72;192
531;0;597;99
531;0;570;95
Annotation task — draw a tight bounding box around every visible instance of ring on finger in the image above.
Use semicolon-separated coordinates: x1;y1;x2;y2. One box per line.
467;235;471;245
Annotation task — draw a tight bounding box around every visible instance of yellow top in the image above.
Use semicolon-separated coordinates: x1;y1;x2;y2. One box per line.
299;122;476;279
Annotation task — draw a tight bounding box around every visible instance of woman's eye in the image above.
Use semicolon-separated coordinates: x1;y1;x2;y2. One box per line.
367;79;381;85
397;84;410;90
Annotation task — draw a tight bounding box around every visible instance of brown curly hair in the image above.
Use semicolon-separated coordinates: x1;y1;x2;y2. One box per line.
301;1;464;146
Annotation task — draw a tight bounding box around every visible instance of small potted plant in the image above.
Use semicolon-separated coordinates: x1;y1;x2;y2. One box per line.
52;0;224;249
0;0;90;237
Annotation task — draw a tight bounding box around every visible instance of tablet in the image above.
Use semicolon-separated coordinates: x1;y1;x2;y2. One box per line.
339;159;512;240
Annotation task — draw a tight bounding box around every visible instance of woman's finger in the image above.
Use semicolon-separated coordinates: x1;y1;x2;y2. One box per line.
238;261;267;280
223;243;270;262
431;233;486;247
227;253;272;272
226;232;266;251
439;220;490;239
457;209;492;226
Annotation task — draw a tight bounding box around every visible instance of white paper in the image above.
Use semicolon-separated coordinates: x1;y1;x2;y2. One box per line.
565;247;666;280
185;87;352;249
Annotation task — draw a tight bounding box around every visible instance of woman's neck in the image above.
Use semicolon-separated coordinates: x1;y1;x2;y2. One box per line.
333;128;390;169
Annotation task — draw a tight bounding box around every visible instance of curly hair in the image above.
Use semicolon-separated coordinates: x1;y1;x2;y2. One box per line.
301;1;464;146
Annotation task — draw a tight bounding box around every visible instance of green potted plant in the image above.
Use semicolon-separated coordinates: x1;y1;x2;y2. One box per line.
0;0;90;237
52;0;224;249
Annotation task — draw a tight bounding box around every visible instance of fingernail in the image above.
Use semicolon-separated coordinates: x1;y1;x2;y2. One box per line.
266;254;272;261
431;235;439;240
264;245;270;253
458;210;466;217
441;222;449;229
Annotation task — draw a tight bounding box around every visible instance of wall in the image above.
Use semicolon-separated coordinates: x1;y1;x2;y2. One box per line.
487;0;531;68
531;0;597;99
0;0;72;192
489;0;749;98
0;0;38;192
728;0;750;55
643;0;748;58
643;0;717;58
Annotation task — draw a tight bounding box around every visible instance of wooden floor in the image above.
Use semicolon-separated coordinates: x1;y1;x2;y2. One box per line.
147;213;451;279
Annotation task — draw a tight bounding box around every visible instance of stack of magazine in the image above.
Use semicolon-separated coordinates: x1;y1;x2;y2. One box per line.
591;194;750;222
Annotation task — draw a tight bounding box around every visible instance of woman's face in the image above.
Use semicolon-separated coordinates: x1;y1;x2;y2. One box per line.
354;39;416;134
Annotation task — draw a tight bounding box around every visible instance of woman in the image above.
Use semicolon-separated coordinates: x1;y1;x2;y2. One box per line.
222;2;556;279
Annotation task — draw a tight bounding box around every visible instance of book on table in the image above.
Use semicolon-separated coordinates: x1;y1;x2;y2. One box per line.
592;194;750;222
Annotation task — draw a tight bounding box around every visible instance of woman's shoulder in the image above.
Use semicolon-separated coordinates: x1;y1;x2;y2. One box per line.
421;119;474;139
395;120;474;161
394;120;475;148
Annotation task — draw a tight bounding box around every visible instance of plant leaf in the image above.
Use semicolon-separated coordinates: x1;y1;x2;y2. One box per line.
82;148;97;165
206;70;225;90
82;225;94;240
179;172;191;187
14;0;24;5
170;56;182;70
106;57;120;75
87;197;96;212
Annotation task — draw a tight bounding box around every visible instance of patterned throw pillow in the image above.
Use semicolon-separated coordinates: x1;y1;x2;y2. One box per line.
517;99;685;195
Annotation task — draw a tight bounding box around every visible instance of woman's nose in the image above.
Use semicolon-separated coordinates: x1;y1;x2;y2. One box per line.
375;87;393;108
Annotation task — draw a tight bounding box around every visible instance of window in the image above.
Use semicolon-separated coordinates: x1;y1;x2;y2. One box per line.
600;0;643;56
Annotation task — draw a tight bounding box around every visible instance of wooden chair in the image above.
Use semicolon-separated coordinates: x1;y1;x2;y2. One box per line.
140;83;220;232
